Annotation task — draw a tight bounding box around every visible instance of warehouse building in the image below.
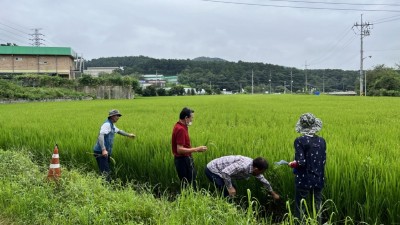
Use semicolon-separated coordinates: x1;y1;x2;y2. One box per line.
0;45;78;79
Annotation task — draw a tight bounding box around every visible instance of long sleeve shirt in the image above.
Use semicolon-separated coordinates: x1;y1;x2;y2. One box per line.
206;155;273;192
294;135;326;189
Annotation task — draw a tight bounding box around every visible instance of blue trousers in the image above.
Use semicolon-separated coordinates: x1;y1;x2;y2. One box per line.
205;167;236;197
95;155;111;182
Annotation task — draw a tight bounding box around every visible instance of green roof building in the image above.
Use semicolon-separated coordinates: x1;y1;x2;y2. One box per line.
0;45;78;79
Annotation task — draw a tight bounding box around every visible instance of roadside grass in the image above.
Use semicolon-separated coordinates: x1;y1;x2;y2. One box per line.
0;149;271;225
0;149;332;225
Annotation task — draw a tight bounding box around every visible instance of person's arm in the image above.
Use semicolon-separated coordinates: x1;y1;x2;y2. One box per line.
98;123;112;157
255;175;280;200
177;145;207;154
97;133;108;156
175;128;207;154
289;138;306;168
220;171;236;196
117;130;135;138
220;163;244;196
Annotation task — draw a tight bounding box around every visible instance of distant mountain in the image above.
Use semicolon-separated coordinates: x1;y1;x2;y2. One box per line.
192;57;227;62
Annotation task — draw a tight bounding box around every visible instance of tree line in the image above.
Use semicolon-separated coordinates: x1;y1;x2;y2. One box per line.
86;56;361;93
83;56;400;96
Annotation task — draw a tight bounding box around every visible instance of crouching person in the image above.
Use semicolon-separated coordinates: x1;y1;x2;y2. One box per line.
205;155;280;200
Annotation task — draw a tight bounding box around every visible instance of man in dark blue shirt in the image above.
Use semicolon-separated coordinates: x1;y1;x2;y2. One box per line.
288;113;326;221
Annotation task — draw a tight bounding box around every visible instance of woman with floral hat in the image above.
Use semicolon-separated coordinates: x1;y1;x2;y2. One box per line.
288;113;326;221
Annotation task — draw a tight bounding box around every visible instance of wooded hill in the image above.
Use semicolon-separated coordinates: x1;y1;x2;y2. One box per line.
85;56;360;93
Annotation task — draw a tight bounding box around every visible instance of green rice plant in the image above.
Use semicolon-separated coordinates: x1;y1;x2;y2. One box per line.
0;95;399;224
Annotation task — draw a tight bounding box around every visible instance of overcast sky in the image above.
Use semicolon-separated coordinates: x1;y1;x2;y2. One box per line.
1;0;400;70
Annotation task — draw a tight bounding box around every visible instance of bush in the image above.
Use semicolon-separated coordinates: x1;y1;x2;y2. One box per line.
156;88;167;96
143;85;157;96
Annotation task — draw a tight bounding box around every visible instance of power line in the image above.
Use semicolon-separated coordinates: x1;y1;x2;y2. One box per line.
311;34;356;68
0;27;29;40
0;19;31;31
367;48;400;52
373;14;400;23
0;27;31;45
333;51;359;69
0;22;30;35
200;0;400;12
0;20;67;47
258;0;400;7
0;33;30;45
373;16;400;24
308;26;354;66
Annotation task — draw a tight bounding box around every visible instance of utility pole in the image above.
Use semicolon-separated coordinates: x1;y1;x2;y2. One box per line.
81;54;85;73
284;81;286;94
304;61;309;93
251;70;254;94
353;14;372;96
29;28;44;46
365;70;367;96
290;69;293;94
79;54;84;73
322;70;325;93
269;70;272;94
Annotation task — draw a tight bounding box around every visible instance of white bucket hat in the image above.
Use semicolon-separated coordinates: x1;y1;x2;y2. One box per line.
295;113;322;135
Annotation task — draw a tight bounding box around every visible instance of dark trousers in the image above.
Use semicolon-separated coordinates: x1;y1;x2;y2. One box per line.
174;156;197;189
95;155;111;182
205;167;236;197
295;187;323;221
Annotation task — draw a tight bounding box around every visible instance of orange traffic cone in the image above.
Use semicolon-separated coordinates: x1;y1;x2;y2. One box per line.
47;144;61;180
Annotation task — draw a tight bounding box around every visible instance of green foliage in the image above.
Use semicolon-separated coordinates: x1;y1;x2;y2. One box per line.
0;79;89;101
78;74;138;87
156;88;167;96
168;85;185;96
78;74;99;86
14;74;76;88
85;56;359;93
1;74;140;100
142;85;157;96
365;65;400;96
0;150;267;225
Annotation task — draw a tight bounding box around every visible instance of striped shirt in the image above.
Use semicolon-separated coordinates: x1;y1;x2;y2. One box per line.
206;155;273;192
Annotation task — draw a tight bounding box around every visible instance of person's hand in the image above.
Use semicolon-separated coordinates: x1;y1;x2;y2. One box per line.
102;149;108;157
196;146;207;152
128;133;136;139
227;187;236;197
288;161;298;168
270;191;280;200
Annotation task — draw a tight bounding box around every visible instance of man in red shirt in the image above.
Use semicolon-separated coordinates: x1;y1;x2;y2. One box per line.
172;107;207;189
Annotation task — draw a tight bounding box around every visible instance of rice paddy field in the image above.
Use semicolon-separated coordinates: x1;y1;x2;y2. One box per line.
0;94;399;224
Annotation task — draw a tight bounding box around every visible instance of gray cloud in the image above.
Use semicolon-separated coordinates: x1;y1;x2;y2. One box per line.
1;0;399;70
